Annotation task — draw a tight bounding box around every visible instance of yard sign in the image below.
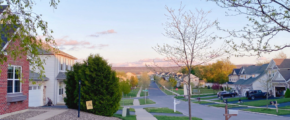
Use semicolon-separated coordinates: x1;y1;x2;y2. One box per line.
86;100;93;110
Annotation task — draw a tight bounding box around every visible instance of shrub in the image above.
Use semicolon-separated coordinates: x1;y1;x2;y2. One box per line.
64;54;121;116
285;88;290;98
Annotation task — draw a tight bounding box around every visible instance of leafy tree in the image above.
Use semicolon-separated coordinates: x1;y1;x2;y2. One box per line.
139;72;150;88
119;80;131;95
169;77;177;88
130;76;138;87
209;0;290;56
180;67;195;75
0;1;59;80
285;88;290;98
64;54;121;116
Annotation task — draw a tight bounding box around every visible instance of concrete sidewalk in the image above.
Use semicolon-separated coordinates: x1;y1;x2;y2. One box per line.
133;99;140;106
135;109;157;120
137;86;142;97
27;109;67;120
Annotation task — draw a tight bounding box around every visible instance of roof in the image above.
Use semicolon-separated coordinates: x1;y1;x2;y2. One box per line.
229;68;241;76
234;64;269;85
0;24;19;50
0;5;8;14
273;59;290;69
38;48;77;60
56;72;66;80
279;69;290;81
29;71;49;81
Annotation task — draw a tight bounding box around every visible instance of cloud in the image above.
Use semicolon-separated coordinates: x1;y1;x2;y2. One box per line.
112;58;178;67
87;44;109;49
257;57;268;61
89;29;117;37
55;37;90;46
69;46;80;51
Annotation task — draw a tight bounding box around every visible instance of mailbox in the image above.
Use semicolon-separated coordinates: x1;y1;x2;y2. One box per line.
270;101;277;105
228;110;238;115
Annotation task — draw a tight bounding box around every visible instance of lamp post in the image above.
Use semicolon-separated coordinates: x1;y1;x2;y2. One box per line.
78;80;81;118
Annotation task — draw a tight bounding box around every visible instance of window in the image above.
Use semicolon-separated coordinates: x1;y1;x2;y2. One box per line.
59;88;63;95
66;59;69;70
60;57;63;70
7;66;22;93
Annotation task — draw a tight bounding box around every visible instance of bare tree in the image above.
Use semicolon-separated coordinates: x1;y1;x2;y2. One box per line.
275;51;287;59
259;77;273;108
153;4;227;120
208;0;290;56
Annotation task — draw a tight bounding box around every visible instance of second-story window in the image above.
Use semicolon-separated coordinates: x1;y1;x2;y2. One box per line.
66;59;68;70
60;57;64;71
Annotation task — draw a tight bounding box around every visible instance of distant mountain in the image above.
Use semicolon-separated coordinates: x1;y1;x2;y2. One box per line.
111;67;181;74
235;64;255;68
112;64;254;74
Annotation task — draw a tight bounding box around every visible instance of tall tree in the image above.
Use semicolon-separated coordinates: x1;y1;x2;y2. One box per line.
153;4;226;119
130;76;138;87
0;1;59;80
209;0;290;56
275;51;287;59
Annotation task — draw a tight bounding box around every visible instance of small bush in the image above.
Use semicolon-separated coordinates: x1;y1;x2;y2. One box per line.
285;88;290;98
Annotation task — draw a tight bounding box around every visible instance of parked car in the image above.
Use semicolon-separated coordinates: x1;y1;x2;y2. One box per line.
217;91;227;98
220;91;238;98
246;90;267;100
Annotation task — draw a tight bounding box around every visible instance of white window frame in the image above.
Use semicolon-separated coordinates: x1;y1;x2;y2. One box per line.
7;65;22;94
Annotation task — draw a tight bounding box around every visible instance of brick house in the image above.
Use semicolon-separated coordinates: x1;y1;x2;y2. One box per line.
0;24;29;115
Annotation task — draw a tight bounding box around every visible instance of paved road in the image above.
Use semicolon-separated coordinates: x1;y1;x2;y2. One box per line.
130;81;290;120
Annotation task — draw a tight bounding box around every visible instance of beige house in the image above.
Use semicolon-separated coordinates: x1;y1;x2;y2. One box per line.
182;74;200;87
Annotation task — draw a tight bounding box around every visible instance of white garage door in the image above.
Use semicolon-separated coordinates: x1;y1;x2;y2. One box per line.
29;85;43;107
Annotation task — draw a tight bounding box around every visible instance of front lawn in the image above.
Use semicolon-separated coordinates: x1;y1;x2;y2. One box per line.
172;89;184;95
193;101;213;104
119;107;135;112
243;108;290;115
213;97;247;102
191;94;215;98
144;107;182;114
209;104;244;108
280;106;290;109
120;99;134;106
239;98;290;107
199;96;218;100
113;114;136;120
154;115;202;120
123;88;140;98
139;98;156;105
162;89;175;95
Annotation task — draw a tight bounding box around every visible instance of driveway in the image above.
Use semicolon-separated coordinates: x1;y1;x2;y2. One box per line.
130;81;290;120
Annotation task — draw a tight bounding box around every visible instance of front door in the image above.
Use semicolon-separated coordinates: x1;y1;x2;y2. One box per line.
58;82;64;103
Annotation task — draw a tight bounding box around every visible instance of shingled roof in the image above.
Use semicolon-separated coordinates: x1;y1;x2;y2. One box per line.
279;69;290;81
29;71;49;81
273;59;290;69
0;24;19;50
234;64;269;85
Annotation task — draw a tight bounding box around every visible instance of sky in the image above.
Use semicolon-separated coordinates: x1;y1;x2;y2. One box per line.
30;0;290;67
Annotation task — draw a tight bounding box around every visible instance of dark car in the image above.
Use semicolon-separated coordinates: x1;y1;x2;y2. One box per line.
220;91;238;98
217;91;227;98
247;90;267;100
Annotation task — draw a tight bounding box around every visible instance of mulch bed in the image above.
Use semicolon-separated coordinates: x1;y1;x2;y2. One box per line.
1;111;46;120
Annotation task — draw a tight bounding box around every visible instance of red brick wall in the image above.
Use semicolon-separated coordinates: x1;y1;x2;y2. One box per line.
0;40;29;115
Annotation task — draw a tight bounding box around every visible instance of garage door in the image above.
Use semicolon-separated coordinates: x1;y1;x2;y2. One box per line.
29;85;43;107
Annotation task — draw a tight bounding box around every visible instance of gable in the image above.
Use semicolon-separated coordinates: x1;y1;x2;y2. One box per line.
0;24;20;51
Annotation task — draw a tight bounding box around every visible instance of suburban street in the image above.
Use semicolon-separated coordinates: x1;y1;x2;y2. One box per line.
130;81;290;120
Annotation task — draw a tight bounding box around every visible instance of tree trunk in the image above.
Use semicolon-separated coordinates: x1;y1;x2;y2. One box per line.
187;70;192;120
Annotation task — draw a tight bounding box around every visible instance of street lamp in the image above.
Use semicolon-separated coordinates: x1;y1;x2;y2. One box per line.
78;80;81;118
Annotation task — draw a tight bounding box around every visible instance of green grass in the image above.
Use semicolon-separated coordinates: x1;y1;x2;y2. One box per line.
139;98;156;105
238;98;290;107
120;99;134;106
280;106;290;109
140;88;148;96
113;114;137;120
119;106;135;112
175;96;185;99
200;89;219;94
243;108;290;115
162;89;175;95
199;96;218;100
213;97;247;103
209;104;245;108
191;94;215;98
172;89;184;95
154;115;202;120
193;101;213;104
123;88;140;98
144;107;182;114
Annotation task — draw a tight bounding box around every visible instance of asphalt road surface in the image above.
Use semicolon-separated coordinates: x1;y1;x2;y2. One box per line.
129;81;290;120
